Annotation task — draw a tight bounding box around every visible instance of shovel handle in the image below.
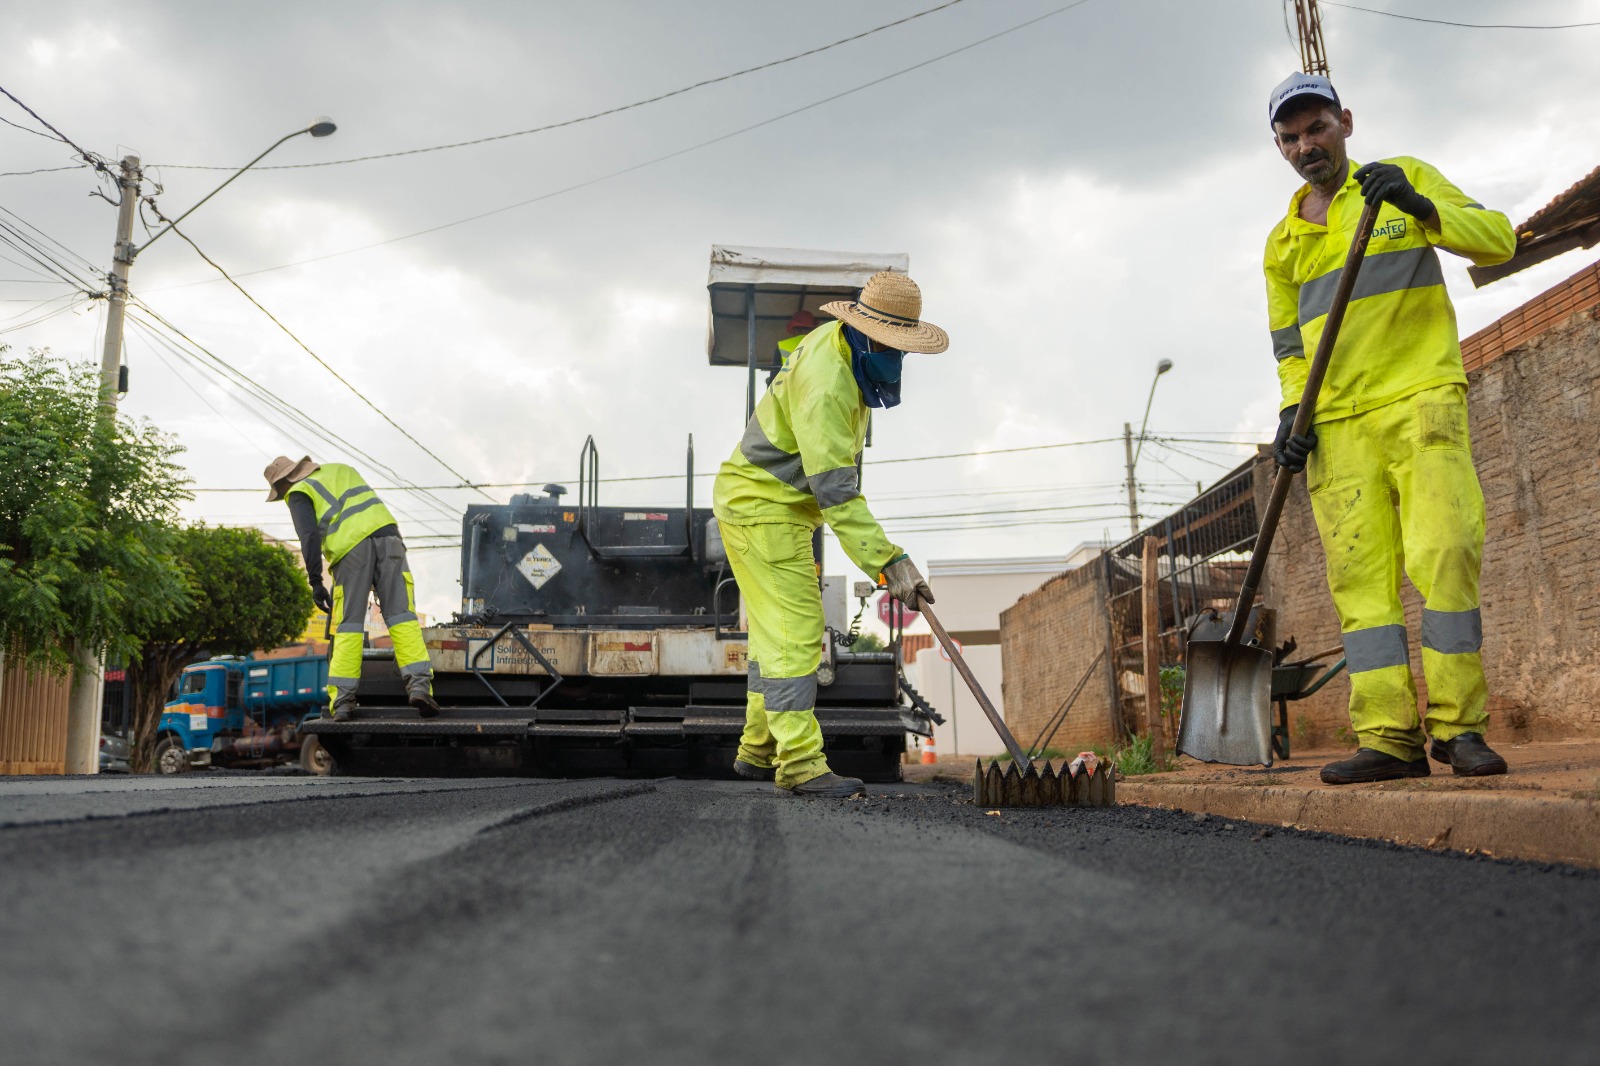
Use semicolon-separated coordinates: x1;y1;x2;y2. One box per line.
922;603;1032;766
1225;200;1382;649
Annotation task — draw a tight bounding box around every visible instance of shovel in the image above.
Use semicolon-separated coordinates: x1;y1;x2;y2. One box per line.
1177;200;1380;767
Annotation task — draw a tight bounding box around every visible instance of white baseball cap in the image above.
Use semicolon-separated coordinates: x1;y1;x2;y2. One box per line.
1268;72;1341;126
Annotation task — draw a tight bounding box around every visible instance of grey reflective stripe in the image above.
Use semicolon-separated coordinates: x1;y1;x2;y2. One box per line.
326;496;383;535
336;621;366;634
1344;624;1410;673
328;676;360;690
810;465;861;509
1297;245;1444;326
399;660;432;677
1422;608;1482;654
385;610;418;626
1271;325;1304;362
760;673;818;712
1463;202;1484;210
739;418;811;494
302;477;379;534
747;661;761;687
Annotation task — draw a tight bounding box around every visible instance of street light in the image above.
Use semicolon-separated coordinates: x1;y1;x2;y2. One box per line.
136;117;337;255
1123;358;1174;534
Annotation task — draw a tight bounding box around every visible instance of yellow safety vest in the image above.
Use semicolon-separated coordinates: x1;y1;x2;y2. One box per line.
1264;157;1515;423
713;319;899;577
287;462;398;564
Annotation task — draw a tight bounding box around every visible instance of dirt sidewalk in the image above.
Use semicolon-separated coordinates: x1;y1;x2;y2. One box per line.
906;739;1600;868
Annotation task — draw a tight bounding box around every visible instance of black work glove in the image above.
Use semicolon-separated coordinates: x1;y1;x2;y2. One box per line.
1353;161;1434;221
312;582;334;614
1273;405;1318;473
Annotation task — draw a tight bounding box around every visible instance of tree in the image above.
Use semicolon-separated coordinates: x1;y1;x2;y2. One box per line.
126;525;314;772
0;350;191;673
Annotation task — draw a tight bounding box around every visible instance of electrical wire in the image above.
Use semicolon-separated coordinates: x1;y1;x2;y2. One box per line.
0;84;111;173
152;0;976;171
139;0;1101;293
0;164;91;178
1322;3;1600;30
137;203;494;502
125;308;466;532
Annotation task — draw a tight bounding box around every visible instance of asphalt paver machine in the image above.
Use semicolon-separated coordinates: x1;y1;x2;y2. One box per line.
304;246;938;778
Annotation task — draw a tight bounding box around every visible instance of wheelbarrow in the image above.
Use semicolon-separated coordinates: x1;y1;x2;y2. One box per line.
1267;645;1346;760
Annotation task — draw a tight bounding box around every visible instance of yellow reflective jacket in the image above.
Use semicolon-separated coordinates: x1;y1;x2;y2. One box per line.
1264;157;1515;423
286;462;398;565
713;319;900;576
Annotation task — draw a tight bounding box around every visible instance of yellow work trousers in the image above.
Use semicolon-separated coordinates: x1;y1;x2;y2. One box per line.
327;534;433;712
1307;384;1488;761
721;521;830;789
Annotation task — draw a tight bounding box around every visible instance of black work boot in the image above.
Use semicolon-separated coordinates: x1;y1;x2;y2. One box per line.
1429;733;1508;777
408;691;441;718
779;772;866;798
733;759;776;782
328;703;356;723
1320;748;1431;785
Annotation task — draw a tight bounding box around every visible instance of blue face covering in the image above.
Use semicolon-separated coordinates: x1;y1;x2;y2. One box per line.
844;324;905;409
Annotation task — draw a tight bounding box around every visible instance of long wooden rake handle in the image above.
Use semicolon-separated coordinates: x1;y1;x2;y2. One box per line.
922;602;1032;766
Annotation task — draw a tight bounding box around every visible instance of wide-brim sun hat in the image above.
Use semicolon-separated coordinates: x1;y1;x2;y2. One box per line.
821;271;949;354
263;455;320;501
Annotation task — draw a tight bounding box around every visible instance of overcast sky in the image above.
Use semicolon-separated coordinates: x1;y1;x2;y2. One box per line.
3;0;1597;620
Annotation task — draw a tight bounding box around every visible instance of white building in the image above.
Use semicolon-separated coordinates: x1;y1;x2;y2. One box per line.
906;545;1108;758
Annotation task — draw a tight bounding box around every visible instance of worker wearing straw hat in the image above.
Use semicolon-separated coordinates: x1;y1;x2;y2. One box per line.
714;271;944;798
263;456;439;721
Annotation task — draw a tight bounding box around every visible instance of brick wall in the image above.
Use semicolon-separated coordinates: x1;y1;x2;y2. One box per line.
998;562;1118;753
1266;264;1600;744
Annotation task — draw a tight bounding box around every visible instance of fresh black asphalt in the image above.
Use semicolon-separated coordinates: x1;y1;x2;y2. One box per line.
1;775;1595;1065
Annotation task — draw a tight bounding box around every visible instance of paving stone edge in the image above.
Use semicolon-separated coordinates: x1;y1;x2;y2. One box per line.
1117;781;1600;868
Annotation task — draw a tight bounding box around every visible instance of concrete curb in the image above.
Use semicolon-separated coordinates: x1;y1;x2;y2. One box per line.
1118;781;1600;868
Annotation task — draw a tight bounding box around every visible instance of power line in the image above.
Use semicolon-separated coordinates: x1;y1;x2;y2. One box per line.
186;431;1130;493
1322;3;1600;30
138;203;494;502
139;0;1101;294
125;308;466;531
1;164;91;178
0;83;111;173
151;0;975;171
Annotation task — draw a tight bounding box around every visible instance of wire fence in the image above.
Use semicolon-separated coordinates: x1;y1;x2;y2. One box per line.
1100;451;1264;731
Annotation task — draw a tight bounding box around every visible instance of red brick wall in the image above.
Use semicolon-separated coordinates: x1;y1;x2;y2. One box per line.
998;563;1118;753
1266;270;1600;744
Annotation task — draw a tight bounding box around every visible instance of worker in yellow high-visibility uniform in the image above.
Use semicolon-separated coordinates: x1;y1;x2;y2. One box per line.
1263;74;1515;784
714;271;945;798
263;456;439;721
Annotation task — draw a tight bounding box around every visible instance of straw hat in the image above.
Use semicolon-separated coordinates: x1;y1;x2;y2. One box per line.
263;455;320;501
821;272;948;354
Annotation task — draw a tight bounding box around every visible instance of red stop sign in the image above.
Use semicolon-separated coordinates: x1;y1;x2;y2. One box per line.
877;591;919;629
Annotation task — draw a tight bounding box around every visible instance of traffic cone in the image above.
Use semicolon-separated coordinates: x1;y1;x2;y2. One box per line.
921;734;938;764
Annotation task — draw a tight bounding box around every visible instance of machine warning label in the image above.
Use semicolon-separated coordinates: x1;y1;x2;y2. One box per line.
516;544;563;589
189;713;207;732
515;523;557;534
623;512;669;521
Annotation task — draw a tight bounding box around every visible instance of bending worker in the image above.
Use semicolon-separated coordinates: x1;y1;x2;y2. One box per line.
1263;74;1515;784
263;456;439;720
713;271;943;798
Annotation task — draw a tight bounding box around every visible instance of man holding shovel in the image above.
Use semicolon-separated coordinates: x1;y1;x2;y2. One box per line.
713;271;943;798
1262;74;1515;783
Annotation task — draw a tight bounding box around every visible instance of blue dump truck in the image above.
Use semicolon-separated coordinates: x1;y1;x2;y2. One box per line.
155;654;333;775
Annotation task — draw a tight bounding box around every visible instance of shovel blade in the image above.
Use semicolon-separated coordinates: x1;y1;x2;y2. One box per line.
1178;639;1275;766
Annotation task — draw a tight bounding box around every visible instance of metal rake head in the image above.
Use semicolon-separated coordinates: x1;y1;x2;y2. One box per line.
972;757;1117;808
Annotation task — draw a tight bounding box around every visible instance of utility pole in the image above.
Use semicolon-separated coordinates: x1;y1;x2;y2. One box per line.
98;155;141;407
1122;422;1139;535
64;155;142;774
1294;0;1331;76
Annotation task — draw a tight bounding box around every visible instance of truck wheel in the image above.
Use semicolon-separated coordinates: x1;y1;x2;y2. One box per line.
299;736;335;776
154;737;190;775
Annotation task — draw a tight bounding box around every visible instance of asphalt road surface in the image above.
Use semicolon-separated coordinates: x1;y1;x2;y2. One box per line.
2;773;1596;1066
